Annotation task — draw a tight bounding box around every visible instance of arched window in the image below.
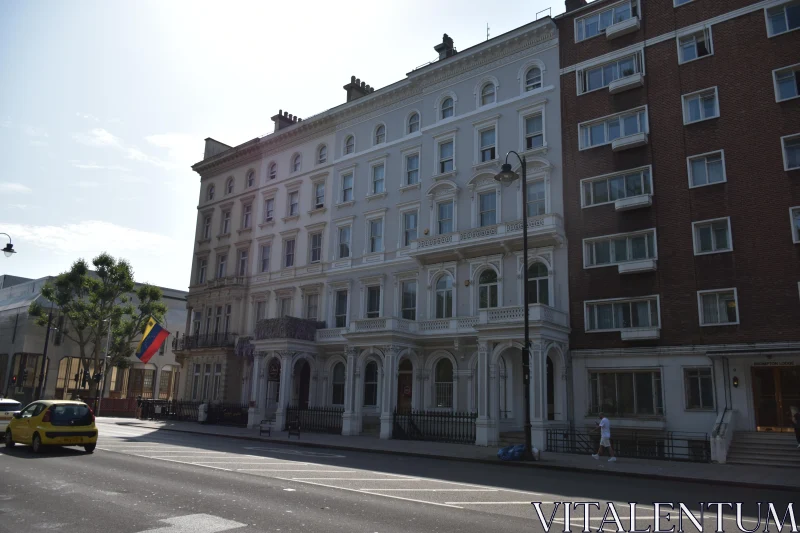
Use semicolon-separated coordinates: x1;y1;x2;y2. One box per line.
332;362;345;405
292;154;301;172
435;276;453;319
478;269;499;309
246;170;255;188
441;97;454;119
207;184;215;201
317;145;327;164
225;177;234;195
480;83;496;105
364;361;378;406
268;163;277;180
525;67;542;92
527;262;549;306
344;135;355;155
375;125;385;144
408;113;420;134
434;358;453;408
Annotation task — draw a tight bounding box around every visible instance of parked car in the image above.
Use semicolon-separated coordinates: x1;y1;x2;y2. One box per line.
0;399;22;434
4;400;98;453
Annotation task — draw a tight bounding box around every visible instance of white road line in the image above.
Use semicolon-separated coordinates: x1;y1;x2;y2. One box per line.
235;469;352;472
292;478;421;481
275;477;464;509
191;461;307;465
363;488;499;492
446;501;542;505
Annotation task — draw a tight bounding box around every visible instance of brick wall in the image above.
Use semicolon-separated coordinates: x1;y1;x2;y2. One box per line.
558;0;800;350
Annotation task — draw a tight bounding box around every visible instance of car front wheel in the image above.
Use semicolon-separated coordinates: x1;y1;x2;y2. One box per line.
84;444;96;453
4;431;14;448
31;433;43;454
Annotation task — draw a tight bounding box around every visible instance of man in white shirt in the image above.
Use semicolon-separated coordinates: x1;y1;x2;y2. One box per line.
591;412;617;462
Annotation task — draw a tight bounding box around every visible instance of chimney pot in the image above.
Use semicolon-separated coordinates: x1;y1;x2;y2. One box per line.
565;0;587;11
356;78;361;85
351;75;356;82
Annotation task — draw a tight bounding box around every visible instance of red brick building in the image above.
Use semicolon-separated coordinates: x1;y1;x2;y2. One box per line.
555;0;800;451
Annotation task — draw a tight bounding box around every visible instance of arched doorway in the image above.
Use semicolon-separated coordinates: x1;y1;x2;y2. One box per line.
397;358;413;412
293;359;311;409
546;356;555;421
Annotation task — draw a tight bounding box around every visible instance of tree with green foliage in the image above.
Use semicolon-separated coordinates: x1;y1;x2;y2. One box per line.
28;252;167;398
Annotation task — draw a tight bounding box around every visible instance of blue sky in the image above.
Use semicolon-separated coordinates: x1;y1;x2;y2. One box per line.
0;0;563;290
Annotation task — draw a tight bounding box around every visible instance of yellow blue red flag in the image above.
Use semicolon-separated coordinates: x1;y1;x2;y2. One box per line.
135;317;170;364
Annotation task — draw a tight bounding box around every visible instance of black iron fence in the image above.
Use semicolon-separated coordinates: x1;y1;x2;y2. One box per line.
173;332;237;351
205;402;249;427
393;409;477;444
285;405;344;434
546;428;711;462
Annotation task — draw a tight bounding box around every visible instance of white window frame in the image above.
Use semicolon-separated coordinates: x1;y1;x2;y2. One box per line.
259;242;271;273
577;50;645;95
682;87;720;125
332;287;350;328
584;295;661;333
317;144;328;165
478;126;497;164
241;203;252;229
263;196;275;223
407;111;421;135
683;366;715;411
312;179;326;210
396;273;419;320
287;190;300;217
475;266;500;311
773;63;800;102
525;66;543;92
583;229;658;269
197;257;207;284
374;123;386;145
369;160;387;197
687;150;727;188
309;232;323;263
364;285;383;319
781;133;800;171
574;0;639;43
398;203;420;248
765;0;800;37
279;297;292;318
237;248;249;276
338;169;355;206
438;93;456;121
365;212;385;254
225;177;234;195
207;184;215;201
479;82;496;107
432;273;456;319
291;153;302;173
402;149;421;188
436;198;456;235
434;131;457;176
578;106;649;150
268;162;277;180
202;214;212;240
337;224;352;259
697;288;740;326
518;103;547;155
790;206;800;244
216;253;227;279
674;0;695;6
283;238;296;268
221;209;231;235
305;292;320;321
246;169;255;188
676;26;714;65
692;217;733;256
477;190;498;227
581;165;653;208
343;134;355;155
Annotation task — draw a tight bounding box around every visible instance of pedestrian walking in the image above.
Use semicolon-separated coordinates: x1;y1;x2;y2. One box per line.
791;406;800;449
591;411;617;462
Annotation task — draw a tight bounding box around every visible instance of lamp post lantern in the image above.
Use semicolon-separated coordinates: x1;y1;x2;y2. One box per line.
1;233;16;257
494;151;534;461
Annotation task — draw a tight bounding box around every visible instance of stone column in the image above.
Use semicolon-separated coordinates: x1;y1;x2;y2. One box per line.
341;346;358;436
275;352;293;431
247;354;264;428
488;362;499;445
475;340;491;445
380;345;399;439
529;341;547;451
309;367;318;406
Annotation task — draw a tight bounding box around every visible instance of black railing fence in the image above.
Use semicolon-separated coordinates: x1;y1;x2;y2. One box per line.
170;400;202;421
205;402;249;427
546;429;711;462
393;409;477;444
285;405;344;434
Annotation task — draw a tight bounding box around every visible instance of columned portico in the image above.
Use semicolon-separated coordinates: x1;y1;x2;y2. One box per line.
475;341;491;445
247;353;265;428
342;346;358;436
380;345;400;439
275;352;292;430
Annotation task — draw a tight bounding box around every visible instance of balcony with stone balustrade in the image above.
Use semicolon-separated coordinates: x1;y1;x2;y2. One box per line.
408;214;566;264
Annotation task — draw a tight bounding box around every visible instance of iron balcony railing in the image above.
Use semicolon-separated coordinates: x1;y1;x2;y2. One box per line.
173;332;238;351
285;405;344;434
393;409;477;445
546;428;711;462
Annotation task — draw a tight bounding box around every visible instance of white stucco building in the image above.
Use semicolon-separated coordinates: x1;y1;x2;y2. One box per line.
180;19;569;449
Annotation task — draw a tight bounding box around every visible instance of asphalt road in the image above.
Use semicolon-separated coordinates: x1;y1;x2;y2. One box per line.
0;420;795;533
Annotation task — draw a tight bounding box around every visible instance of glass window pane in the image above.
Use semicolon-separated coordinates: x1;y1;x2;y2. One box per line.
590;123;606;145
720;293;737;323
587;67;603;90
440;141;453;159
688;98;701;122
622;114;639;135
697;226;712;252
787;4;800;29
614;302;632;328
630;235;647;259
592;180;609;203
597;304;613;329
594;241;611;264
769;10;787;34
583;182;592;205
617;373;634;414
700;372;714;408
626;172;643;196
701;294;719;324
602;64;616;85
613;238;628;262
691;158;707;186
702;94;717;118
607;119;620;141
712;221;729;249
526;115;543;135
635;373;655;414
618;57;635;76
481;129;495;147
609;176;625;200
537;279;549;306
632;301;650;327
600;9;613;28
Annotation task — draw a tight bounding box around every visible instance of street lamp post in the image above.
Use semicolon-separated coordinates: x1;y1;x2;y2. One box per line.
494;151;534;461
1;233;16;257
35;308;54;400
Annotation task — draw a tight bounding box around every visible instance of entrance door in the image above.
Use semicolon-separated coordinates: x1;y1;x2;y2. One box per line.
298;361;310;409
397;359;412;412
752;365;800;430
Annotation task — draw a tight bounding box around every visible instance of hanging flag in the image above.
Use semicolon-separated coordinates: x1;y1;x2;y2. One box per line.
135;317;170;364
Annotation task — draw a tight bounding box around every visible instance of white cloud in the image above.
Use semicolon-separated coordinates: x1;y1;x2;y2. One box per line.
8;204;32;210
2;118;12;128
0;182;32;194
125;146;174;169
118;175;152;184
75;181;99;188
29;140;49;147
69;160;131;172
2;220;176;256
145;133;201;168
72;128;122;147
76;112;100;122
23;125;48;138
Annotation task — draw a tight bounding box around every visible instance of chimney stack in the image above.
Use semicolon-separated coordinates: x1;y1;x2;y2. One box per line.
271;109;300;132
343;75;375;103
565;0;588;12
434;33;456;61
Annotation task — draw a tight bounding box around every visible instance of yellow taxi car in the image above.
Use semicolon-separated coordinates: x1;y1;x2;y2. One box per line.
4;400;98;453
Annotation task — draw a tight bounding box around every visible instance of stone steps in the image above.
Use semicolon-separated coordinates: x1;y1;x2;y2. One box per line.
727;432;800;467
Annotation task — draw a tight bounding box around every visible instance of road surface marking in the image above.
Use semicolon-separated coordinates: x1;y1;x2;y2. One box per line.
276;477;464;509
243;446;346;458
447;501;544;505
292;477;421;481
363;488;499;492
136;513;246;533
190;461;306;465
235;468;352;472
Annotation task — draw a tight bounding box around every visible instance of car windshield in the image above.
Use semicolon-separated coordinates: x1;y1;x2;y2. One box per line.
0;402;21;412
50;404;91;423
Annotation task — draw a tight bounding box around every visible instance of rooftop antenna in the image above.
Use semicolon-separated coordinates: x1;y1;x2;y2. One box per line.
486;22;490;40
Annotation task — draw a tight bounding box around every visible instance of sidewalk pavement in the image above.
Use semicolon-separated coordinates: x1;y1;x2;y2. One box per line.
98;416;799;492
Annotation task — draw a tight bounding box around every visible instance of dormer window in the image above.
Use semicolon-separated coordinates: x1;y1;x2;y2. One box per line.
292;154;301;172
408;113;420;134
441;97;454;119
225;177;234;195
268;163;277;180
480;83;496;106
207;185;215;201
525;68;542;91
317;145;327;164
375;125;386;144
344;135;355;155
